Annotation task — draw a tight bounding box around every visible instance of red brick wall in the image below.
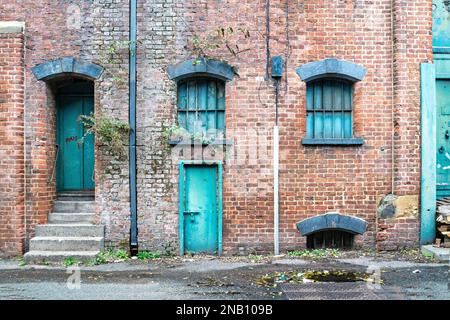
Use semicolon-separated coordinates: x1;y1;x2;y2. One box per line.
0;26;25;257
0;1;107;254
374;0;433;251
177;0;431;253
377;217;421;250
0;0;433;255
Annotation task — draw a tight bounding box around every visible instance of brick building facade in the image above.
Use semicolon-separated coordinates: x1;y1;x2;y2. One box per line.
0;0;442;258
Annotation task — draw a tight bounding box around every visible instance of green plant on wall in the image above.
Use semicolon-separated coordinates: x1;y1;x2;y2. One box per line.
98;40;142;85
187;26;251;74
162;124;223;145
79;113;130;160
189;26;250;60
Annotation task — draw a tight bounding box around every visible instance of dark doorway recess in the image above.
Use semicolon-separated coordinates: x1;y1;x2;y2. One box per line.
55;80;95;192
307;230;355;249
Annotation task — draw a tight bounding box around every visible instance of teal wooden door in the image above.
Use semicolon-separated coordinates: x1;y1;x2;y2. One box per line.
183;166;218;254
56;95;94;191
436;79;450;198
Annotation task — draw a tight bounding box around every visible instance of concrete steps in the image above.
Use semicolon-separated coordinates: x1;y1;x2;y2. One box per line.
30;237;104;251
48;213;96;224
57;191;95;202
36;224;104;237
24;194;104;264
53;201;95;213
24;251;99;264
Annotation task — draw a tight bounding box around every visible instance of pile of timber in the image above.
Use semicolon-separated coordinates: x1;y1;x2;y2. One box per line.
436;199;450;248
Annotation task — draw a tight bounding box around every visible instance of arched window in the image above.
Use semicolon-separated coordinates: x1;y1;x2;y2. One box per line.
177;77;225;137
168;58;235;141
297;58;367;145
306;79;353;139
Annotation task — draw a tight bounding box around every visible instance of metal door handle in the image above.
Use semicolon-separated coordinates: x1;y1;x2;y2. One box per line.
446;130;449;139
440;146;445;153
184;211;200;222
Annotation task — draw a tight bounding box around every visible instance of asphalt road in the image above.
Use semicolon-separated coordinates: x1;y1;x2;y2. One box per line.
0;257;447;300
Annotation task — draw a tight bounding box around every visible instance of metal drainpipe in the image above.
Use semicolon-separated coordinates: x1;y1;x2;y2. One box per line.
273;57;282;256
390;0;396;195
23;22;28;253
129;0;138;255
274;80;280;256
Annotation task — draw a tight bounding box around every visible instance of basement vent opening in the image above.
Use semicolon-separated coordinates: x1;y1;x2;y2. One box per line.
307;230;355;249
296;212;368;250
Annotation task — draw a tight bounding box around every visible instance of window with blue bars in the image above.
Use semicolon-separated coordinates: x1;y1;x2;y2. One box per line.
306;79;353;139
177;78;225;137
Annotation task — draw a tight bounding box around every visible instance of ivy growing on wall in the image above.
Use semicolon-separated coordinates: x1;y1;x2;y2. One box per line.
98;40;142;86
79;113;130;160
187;26;251;74
162;124;224;145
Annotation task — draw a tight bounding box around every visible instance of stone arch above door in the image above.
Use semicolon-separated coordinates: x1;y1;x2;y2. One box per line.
31;57;104;81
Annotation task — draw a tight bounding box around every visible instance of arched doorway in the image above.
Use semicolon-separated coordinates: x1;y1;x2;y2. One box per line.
55;80;94;192
32;57;103;193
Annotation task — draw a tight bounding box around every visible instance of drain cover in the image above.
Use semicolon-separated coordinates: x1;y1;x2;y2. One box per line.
279;283;395;300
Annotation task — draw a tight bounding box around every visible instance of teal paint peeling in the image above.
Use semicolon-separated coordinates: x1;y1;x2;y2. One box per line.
435;54;450;78
179;161;223;255
433;0;450;50
184;166;217;253
177;78;226;136
56;85;94;191
420;63;437;244
304;79;353;140
435;54;450;200
436;79;450;198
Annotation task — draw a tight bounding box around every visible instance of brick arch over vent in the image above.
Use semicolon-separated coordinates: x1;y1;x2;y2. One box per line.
167;58;235;82
31;57;104;81
296;58;367;83
296;213;368;236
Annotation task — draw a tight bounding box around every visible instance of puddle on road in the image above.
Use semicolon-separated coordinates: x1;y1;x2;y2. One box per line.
256;270;380;287
303;270;369;282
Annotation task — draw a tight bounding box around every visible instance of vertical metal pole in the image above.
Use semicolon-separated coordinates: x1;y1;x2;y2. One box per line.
274;125;279;255
129;0;138;254
273;67;281;255
179;162;184;256
218;163;223;256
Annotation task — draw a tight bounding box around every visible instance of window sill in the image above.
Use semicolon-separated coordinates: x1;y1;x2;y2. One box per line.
168;139;233;146
301;138;364;146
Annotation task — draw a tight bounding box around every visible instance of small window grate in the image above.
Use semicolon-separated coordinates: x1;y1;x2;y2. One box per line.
177;78;225;136
306;230;355;249
306;79;353;139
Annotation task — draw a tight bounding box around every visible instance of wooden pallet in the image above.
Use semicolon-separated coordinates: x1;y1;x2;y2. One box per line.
436;198;450;247
437;197;450;207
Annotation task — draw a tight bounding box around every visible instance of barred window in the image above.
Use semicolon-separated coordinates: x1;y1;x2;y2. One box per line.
177;78;225;137
306;79;353;139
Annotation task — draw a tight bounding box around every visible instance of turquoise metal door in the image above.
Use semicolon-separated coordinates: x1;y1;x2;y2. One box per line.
182;166;218;254
436;79;450;198
56;95;94;191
